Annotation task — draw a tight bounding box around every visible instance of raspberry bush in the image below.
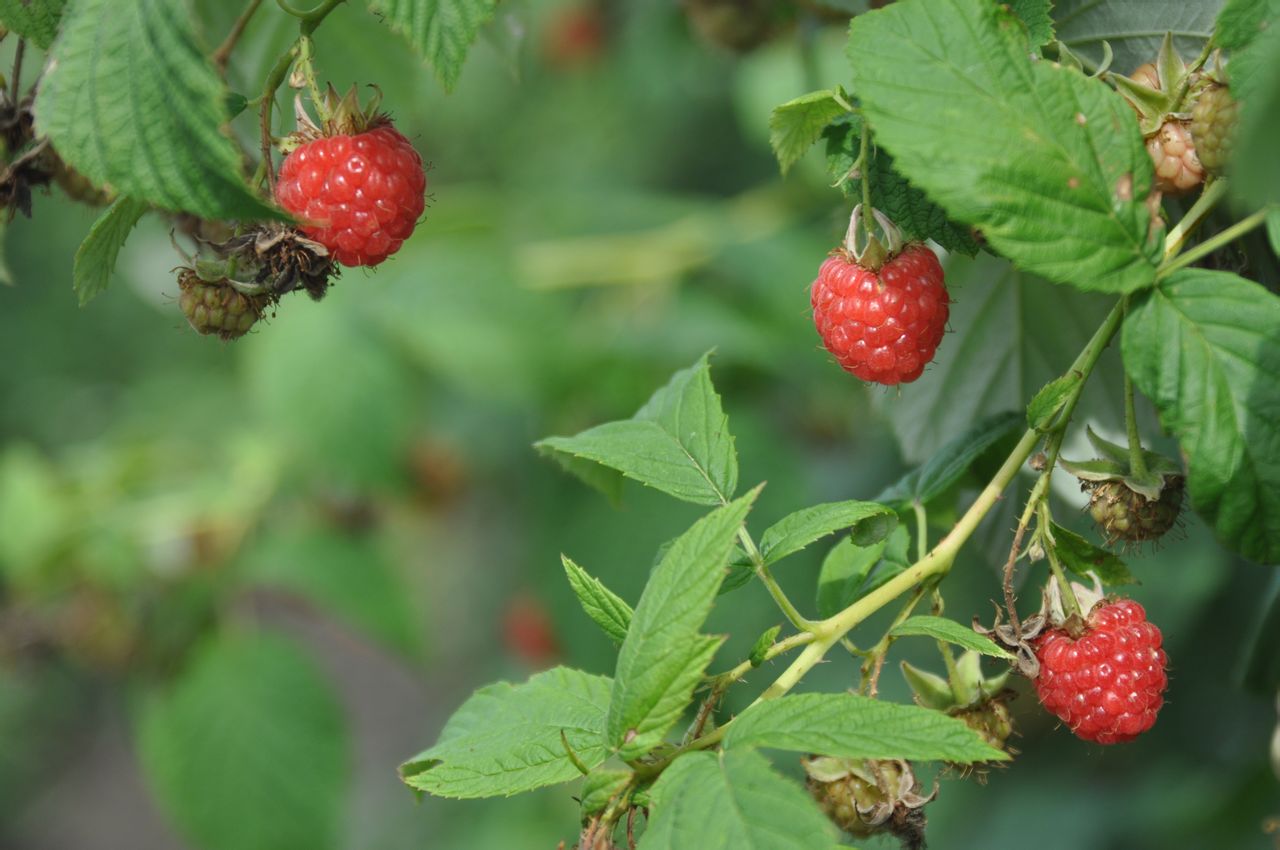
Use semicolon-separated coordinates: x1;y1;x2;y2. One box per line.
1;1;1279;849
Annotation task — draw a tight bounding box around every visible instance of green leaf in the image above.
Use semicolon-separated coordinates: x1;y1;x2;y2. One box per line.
366;0;499;91
724;693;1007;764
138;632;347;850
35;0;276;220
1027;374;1079;431
1055;0;1219;77
71;196;148;306
824;115;979;256
1122;269;1280;563
401;666;612;799
239;526;421;659
758;500;897;565
1007;0;1054;47
639;750;837;850
876;253;1125;462
749;625;781;667
608;491;758;760
890;616;1015;659
1050;522;1136;586
580;769;631;816
1267;209;1280;257
1215;0;1280;51
537;352;738;506
0;0;66;49
878;412;1022;507
769;89;847;175
816;535;886;618
562;555;633;643
847;0;1162;293
1222;2;1280;207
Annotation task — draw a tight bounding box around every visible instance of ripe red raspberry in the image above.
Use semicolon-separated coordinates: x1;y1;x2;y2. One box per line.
1033;598;1168;744
274;124;426;267
811;244;948;385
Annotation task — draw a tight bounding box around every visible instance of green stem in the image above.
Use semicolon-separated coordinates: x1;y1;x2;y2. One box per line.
1041;503;1082;618
738;527;814;632
1123;367;1148;480
707;630;816;688
297;36;329;122
1158;207;1271;280
859;128;873;239
1163;178;1227;259
257;0;345;191
912;502;928;563
643;300;1129;781
858;584;927;695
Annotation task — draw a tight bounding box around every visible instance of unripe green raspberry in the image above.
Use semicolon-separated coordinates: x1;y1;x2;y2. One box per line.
1190;83;1239;175
177;271;268;340
803;757;932;846
1085;475;1184;545
951;697;1014;753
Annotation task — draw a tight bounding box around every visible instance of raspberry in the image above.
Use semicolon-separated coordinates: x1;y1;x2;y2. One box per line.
274;124;426;267
803;757;932;847
811;243;948;385
1190;83;1239;176
951;696;1014;754
1146;119;1203;195
1032;598;1168;744
178;271;269;340
1085;475;1184;545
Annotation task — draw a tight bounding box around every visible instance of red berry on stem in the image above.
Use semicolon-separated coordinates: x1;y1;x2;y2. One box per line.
1032;598;1168;744
275;124;426;267
811;243;949;386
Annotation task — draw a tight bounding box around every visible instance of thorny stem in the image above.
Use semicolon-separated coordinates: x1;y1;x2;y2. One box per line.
639;300;1128;782
1158;207;1272;279
860;584;928;696
1124;368;1148;480
1163;178;1227;258
213;0;265;75
738;527;814;632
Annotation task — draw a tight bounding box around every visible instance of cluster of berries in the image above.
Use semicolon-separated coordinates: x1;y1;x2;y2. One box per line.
179;87;427;341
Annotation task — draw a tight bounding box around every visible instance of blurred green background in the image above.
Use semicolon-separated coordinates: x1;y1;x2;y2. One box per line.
0;2;1277;849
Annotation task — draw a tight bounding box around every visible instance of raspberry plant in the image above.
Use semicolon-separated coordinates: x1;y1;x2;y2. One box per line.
400;0;1280;847
0;0;1278;848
